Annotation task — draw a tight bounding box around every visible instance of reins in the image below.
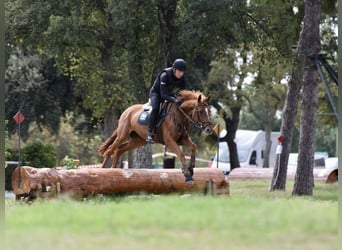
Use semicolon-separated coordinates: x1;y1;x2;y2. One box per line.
176;103;211;130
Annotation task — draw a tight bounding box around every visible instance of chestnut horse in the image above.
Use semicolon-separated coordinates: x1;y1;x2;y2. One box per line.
98;90;213;183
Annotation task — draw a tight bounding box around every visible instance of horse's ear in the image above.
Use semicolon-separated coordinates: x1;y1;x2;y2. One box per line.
198;94;202;103
207;95;211;102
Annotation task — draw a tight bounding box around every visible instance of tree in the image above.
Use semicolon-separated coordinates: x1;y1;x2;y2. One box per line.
205;0;299;170
270;0;337;192
6;0;135;136
5;50;75;139
269;50;304;191
292;0;322;196
206;51;248;170
246;82;286;168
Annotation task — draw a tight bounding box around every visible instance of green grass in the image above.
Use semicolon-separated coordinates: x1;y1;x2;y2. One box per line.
5;181;338;250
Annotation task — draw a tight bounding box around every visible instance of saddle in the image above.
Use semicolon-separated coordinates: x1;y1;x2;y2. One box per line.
138;100;169;126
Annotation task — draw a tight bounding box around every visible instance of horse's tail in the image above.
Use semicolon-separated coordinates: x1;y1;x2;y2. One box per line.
98;129;118;156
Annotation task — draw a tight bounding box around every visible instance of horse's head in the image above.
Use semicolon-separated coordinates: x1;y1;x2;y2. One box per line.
178;90;213;135
193;94;213;135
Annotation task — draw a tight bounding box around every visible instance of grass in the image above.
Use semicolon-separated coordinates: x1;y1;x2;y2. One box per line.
5;180;338;250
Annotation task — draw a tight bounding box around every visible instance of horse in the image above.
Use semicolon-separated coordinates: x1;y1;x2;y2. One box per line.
98;90;213;184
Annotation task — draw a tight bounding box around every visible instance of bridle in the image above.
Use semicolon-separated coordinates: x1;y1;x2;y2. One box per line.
177;103;212;130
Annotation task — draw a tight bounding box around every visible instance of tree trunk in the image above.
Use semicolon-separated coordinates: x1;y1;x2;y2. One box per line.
292;0;321;196
127;45;152;169
103;108;118;139
131;145;153;169
12;166;229;200
269;56;303;191
152;0;178;78
223;107;241;170
101;39;118;139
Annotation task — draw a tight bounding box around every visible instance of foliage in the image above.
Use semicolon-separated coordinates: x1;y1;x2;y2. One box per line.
245;63;287;131
315;124;337;157
7;112;104;166
5;50;76;139
61;155;78;170
247;0;301;59
21;140;57;168
6;0;135;119
239;106;282;131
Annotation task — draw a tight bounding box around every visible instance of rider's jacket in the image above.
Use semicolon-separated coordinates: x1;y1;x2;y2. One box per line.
149;67;186;103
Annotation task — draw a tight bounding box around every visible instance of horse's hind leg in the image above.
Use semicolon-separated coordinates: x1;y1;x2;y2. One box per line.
111;137;147;168
101;153;110;168
102;127;132;168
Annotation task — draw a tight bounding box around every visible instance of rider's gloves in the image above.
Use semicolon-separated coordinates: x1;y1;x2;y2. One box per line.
175;100;183;106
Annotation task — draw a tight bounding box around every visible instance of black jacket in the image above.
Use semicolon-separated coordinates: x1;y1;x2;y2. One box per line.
149;67;186;102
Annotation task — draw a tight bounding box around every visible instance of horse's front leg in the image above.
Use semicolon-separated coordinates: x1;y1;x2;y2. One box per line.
181;137;197;178
164;139;193;184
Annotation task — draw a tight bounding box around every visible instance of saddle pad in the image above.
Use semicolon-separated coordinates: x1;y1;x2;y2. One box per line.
138;102;170;126
138;110;150;125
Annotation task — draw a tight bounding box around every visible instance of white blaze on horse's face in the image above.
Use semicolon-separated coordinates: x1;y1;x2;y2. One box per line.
202;104;213;135
194;98;213;135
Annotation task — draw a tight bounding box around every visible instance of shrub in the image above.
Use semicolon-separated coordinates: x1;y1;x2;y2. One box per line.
5;141;57;190
21;140;57;168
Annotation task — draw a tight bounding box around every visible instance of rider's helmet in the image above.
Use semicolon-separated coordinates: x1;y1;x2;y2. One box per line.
172;58;187;71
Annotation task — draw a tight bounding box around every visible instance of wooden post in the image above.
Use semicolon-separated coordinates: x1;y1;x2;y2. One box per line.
12;166;229;200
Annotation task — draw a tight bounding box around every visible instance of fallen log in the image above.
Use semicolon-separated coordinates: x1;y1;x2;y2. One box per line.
12;166;229;200
227;167;338;183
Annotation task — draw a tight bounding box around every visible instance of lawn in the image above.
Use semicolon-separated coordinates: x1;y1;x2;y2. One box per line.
5;180;338;250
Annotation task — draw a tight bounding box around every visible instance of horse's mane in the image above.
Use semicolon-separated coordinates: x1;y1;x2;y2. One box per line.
178;90;207;101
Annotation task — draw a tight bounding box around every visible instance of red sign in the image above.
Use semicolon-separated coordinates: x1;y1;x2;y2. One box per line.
13;111;25;124
277;135;285;143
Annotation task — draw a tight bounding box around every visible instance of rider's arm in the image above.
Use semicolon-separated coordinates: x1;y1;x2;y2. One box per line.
160;73;177;103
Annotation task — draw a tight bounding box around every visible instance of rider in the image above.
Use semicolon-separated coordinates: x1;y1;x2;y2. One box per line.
146;58;187;144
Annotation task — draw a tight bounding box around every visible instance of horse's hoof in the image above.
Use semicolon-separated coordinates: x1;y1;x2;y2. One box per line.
185;176;194;185
186;180;194;185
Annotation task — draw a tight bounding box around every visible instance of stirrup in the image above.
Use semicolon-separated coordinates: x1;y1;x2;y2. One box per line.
146;134;155;144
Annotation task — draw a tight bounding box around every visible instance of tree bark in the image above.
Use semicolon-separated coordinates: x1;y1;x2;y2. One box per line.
131;146;153;169
269;61;302;191
152;0;178;78
223;106;241;171
12;166;229;200
292;0;321;196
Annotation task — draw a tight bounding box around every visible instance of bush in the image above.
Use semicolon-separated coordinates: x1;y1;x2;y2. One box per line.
5;141;57;190
22;140;57;168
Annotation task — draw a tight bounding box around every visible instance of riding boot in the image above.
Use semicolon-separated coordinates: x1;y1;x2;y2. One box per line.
146;111;158;144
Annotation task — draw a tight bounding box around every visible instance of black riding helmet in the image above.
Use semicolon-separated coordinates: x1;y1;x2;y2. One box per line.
172;58;187;71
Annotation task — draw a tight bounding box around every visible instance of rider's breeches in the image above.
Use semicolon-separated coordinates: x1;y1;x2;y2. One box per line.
148;94;161;133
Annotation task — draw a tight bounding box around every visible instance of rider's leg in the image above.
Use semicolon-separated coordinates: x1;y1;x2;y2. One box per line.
146;111;157;143
146;95;160;143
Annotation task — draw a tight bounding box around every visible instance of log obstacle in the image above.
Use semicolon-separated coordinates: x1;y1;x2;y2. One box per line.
227;167;338;183
12;166;229;200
